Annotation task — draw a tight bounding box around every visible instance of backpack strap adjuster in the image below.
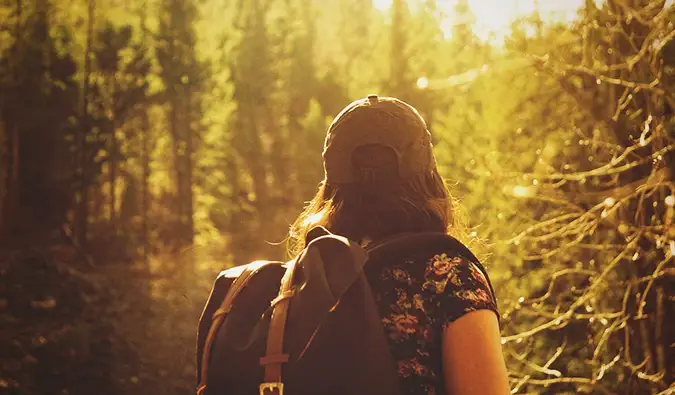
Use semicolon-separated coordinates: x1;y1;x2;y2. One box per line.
260;382;284;395
259;353;289;365
269;290;294;307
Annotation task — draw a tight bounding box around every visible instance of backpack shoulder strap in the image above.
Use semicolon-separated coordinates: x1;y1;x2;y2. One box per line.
197;260;279;395
259;259;297;395
258;229;369;395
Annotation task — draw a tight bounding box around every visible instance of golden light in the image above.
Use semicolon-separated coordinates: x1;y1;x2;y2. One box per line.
372;0;392;11
372;0;587;43
512;185;531;198
603;197;615;207
416;77;429;89
302;209;327;227
665;195;675;207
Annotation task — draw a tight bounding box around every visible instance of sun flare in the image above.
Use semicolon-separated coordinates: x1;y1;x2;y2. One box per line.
372;0;585;40
372;0;393;11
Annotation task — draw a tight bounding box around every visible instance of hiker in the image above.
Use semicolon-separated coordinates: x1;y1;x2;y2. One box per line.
197;94;509;395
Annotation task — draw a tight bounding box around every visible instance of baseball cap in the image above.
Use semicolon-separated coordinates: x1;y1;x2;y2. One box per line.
322;94;436;184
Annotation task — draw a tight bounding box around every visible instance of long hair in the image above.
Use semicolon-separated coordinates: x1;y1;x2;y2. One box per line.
287;164;462;258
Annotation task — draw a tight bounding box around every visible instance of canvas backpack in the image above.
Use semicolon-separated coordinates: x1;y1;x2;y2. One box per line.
196;228;495;395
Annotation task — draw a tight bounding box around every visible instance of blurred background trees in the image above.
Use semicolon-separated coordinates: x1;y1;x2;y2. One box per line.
0;0;673;394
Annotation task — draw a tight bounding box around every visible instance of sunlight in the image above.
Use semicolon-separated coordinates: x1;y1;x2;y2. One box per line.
416;76;429;89
458;0;584;40
373;0;586;41
373;0;393;11
302;209;327;227
511;185;532;198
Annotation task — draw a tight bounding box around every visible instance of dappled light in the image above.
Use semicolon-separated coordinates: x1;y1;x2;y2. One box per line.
1;0;673;394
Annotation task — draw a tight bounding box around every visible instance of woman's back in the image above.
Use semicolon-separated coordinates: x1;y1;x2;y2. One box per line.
366;243;497;395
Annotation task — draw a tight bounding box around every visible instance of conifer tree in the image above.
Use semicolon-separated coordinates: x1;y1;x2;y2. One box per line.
156;0;203;247
0;0;79;240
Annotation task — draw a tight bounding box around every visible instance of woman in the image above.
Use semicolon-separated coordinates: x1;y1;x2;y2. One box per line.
288;94;510;395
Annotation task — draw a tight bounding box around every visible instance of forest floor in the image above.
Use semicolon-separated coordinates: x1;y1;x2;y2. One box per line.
1;244;213;395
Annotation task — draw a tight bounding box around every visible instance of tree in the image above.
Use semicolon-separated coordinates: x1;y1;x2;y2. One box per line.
92;23;149;221
500;1;674;393
0;0;80;241
268;0;322;212
81;21;151;260
74;0;96;247
156;0;203;248
387;0;415;100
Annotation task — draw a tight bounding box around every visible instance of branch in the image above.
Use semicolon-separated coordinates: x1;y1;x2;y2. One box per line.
503;233;640;343
509;376;613;395
637;256;673;318
510;338;567;394
536;143;673;182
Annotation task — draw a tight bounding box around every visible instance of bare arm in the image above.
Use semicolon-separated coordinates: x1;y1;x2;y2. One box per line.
442;310;510;395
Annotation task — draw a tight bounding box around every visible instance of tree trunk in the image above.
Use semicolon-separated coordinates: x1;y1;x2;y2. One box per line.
140;110;150;265
0;0;22;241
185;86;194;245
0;120;5;234
140;3;150;264
110;78;118;222
76;0;96;247
110;130;118;222
0;123;19;241
169;95;184;242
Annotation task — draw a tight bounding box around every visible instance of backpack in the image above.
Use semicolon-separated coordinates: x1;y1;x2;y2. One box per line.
196;228;495;395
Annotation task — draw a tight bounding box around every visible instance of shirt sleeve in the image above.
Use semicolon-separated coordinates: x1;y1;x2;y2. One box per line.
420;252;498;330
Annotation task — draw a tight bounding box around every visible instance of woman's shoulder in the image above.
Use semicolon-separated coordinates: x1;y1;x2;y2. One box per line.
416;249;498;328
420;251;492;295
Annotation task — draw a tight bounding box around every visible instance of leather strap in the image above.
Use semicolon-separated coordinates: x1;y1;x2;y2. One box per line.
197;262;272;395
259;259;297;394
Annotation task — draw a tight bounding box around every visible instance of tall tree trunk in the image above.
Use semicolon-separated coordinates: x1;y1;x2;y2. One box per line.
185;86;194;245
0;120;5;234
140;3;150;265
140;111;150;265
0;123;19;241
169;96;184;241
1;0;23;240
109;132;118;223
110;79;118;222
76;0;95;247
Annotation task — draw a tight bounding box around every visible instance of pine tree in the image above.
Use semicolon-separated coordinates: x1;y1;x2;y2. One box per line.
0;0;80;240
387;0;415;100
74;0;96;247
91;23;150;222
224;0;277;262
268;0;321;209
156;0;203;248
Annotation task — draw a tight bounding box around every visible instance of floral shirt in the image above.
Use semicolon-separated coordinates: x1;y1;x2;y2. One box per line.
365;249;498;395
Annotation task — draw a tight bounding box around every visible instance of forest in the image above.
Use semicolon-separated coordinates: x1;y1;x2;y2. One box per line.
0;0;673;394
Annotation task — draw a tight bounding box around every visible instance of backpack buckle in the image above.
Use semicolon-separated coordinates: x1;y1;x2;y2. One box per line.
260;382;283;395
